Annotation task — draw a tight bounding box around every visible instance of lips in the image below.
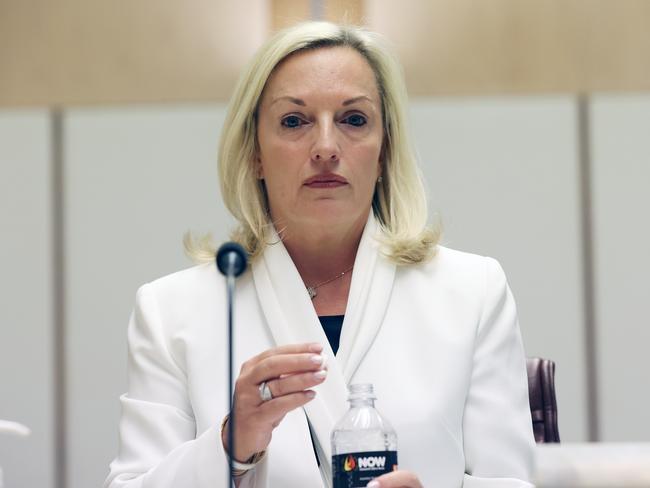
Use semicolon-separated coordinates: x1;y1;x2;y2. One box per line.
303;173;348;188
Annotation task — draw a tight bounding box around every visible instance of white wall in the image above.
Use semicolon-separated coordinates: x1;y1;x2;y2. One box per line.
63;105;231;488
591;94;650;441
0;110;55;488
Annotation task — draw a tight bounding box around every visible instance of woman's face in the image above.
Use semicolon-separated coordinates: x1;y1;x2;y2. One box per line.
256;46;383;234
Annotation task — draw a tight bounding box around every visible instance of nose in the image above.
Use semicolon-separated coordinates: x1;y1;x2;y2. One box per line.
310;120;340;163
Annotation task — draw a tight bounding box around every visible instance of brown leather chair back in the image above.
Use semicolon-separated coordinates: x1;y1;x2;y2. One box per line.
526;357;560;443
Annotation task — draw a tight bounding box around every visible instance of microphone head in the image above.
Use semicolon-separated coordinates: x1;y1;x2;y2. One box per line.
216;241;248;277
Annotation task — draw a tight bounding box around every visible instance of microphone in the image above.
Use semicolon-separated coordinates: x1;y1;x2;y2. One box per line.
216;241;248;488
216;242;247;278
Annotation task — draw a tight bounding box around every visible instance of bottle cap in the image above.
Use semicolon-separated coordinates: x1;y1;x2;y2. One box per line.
348;383;377;401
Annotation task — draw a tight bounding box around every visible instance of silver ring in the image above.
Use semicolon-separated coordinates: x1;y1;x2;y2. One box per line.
259;381;273;402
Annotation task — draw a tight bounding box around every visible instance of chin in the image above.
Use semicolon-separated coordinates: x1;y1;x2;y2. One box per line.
302;202;367;228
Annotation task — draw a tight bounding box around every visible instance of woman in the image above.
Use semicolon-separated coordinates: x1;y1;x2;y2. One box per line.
105;22;535;488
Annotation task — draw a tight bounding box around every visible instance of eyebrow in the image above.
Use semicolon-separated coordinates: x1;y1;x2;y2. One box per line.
271;96;306;106
270;95;374;107
342;95;373;106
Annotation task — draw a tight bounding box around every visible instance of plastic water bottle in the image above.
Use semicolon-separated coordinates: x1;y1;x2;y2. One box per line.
331;383;398;487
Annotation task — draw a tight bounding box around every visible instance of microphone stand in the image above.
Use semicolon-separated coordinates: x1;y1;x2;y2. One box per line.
226;254;236;488
226;256;235;487
216;243;248;488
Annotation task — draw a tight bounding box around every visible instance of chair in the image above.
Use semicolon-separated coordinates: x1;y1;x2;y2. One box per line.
526;357;560;443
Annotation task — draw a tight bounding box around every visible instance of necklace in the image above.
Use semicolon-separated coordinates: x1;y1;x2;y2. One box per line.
306;265;353;299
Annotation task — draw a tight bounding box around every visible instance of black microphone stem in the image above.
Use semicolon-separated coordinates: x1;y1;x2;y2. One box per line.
216;242;247;488
227;254;236;488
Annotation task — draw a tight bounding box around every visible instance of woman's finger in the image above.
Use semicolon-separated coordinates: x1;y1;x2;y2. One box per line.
249;352;327;384
266;368;327;398
246;342;323;366
366;470;423;488
258;389;318;422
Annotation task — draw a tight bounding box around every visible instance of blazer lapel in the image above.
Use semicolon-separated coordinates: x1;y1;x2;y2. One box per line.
337;215;396;382
252;231;348;485
251;213;396;486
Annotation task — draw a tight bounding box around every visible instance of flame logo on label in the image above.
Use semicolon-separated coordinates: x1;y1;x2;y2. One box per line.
343;455;356;471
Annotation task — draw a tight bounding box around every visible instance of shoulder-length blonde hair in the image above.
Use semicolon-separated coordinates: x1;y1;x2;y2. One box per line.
188;21;439;264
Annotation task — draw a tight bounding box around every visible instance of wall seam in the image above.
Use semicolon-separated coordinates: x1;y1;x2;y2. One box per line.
577;94;600;442
51;108;67;488
310;0;325;20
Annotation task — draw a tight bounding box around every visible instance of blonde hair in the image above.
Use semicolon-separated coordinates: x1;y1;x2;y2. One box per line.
187;21;439;264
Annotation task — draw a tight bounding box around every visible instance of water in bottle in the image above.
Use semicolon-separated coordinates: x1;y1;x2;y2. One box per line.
331;383;398;488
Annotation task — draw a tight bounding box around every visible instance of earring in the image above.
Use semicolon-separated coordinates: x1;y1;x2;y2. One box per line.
377;176;383;183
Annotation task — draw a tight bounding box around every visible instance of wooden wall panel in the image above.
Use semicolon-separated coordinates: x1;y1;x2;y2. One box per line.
324;0;363;25
270;0;363;32
0;0;269;106
271;0;311;31
2;0;649;107
365;0;650;95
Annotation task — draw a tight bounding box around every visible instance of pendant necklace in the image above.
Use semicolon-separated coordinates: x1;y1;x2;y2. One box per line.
306;265;353;299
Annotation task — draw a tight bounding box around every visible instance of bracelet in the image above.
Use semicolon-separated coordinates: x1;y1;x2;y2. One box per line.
220;414;267;476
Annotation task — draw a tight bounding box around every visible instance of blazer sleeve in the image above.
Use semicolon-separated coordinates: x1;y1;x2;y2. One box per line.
461;258;536;487
103;283;267;488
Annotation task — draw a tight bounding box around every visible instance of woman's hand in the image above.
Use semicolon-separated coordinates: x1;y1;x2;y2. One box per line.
367;471;424;488
221;342;327;462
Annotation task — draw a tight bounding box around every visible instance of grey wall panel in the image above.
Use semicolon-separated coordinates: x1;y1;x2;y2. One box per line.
64;105;231;488
409;97;587;441
0;110;55;488
591;95;650;441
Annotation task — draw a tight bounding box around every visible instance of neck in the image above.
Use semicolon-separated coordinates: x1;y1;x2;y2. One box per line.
280;215;367;286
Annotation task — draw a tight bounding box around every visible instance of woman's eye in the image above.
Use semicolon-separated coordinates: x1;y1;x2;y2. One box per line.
343;114;367;127
281;115;303;128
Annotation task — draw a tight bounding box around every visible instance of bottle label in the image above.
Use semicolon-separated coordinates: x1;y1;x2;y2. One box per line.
332;450;398;488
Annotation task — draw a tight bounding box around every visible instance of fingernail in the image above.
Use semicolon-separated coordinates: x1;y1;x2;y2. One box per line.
310;354;324;365
313;369;327;379
367;481;380;488
306;390;316;399
309;343;324;352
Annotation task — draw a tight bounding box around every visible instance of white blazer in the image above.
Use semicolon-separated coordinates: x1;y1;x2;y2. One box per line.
105;215;535;488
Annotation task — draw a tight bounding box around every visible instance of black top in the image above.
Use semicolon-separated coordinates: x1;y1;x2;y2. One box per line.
318;315;344;355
